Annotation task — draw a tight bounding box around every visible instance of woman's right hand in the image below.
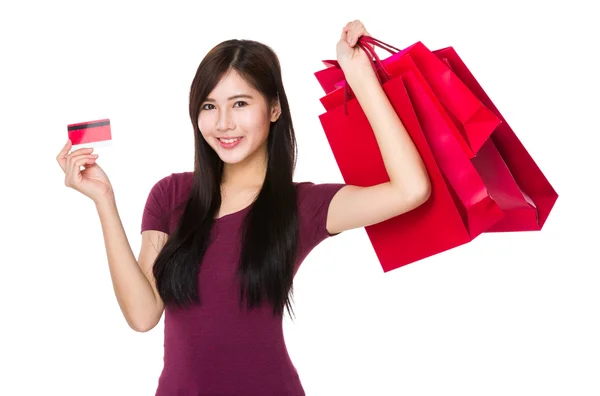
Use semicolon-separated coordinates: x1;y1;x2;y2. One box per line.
57;139;114;204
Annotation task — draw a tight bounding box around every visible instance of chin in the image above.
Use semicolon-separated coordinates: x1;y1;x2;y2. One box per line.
216;150;249;165
220;156;246;165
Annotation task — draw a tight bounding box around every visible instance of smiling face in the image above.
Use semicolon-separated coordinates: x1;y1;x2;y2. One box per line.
197;69;280;165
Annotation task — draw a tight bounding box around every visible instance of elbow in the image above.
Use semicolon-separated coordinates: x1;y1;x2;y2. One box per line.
129;315;159;333
408;177;431;210
131;323;151;333
390;175;431;215
418;178;432;205
131;321;156;333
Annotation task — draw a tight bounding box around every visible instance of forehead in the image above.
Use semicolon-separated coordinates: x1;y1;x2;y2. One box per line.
207;70;258;99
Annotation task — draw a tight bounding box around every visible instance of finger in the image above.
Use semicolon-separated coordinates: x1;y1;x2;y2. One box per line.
67;153;98;172
346;22;355;43
65;148;95;166
356;30;375;48
56;138;73;171
342;20;355;35
350;28;368;47
67;147;95;158
65;155;97;186
346;25;361;45
341;22;352;40
70;155;98;175
340;28;347;41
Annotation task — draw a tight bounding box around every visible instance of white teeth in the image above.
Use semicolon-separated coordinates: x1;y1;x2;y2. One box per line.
219;137;240;143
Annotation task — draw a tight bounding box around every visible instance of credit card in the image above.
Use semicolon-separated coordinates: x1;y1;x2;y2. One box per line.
67;118;112;149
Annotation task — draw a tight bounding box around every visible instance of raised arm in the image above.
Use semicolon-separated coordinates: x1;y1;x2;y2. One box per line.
326;21;431;235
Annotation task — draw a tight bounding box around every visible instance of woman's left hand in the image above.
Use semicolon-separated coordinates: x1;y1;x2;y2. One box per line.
336;20;373;74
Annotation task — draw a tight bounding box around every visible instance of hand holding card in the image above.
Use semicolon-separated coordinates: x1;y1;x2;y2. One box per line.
56;138;114;205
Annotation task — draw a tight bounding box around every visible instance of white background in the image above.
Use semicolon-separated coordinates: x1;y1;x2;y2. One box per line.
1;1;598;395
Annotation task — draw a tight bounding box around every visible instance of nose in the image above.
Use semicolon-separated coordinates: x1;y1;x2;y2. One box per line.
216;108;235;132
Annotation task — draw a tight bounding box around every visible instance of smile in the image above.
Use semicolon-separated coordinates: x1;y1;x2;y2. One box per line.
217;137;243;148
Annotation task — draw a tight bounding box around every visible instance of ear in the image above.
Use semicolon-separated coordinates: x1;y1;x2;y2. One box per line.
270;99;281;122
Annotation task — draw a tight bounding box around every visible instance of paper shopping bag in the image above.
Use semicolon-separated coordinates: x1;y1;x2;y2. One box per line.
317;41;503;270
433;46;559;231
315;37;502;157
400;69;505;237
319;74;469;271
319;42;504;240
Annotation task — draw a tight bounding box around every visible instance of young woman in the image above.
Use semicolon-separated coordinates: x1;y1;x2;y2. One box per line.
56;20;430;396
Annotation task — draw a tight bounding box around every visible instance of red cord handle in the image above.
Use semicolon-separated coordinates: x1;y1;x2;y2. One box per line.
340;36;402;115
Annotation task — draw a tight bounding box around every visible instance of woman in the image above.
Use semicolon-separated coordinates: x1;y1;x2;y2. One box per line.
56;20;430;396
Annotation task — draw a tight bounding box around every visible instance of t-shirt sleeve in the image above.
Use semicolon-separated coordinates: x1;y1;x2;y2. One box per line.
297;182;347;251
141;174;172;234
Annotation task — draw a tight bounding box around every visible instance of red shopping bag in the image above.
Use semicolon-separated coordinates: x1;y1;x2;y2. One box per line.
315;37;502;157
319;50;471;158
319;74;468;271
317;41;503;271
320;41;504;241
400;69;505;238
314;60;345;93
433;46;559;231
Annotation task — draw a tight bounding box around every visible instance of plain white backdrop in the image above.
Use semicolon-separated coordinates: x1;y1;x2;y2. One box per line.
1;1;598;395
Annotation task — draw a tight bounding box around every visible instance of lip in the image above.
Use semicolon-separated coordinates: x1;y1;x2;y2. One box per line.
217;136;243;149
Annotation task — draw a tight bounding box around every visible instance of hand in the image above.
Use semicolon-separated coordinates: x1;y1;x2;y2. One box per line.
336;20;373;74
57;139;114;204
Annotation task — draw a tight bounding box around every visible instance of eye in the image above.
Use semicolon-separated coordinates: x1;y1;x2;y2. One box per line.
201;103;215;111
234;101;248;108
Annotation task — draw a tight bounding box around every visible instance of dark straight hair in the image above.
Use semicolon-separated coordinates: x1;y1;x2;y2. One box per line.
152;39;299;318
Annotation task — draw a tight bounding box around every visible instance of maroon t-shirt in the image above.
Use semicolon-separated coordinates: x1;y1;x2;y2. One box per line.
140;171;345;396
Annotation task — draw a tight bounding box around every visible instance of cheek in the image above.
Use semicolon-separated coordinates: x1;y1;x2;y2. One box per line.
239;110;270;136
198;116;214;139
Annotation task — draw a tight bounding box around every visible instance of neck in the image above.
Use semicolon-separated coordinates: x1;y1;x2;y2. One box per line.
222;145;268;189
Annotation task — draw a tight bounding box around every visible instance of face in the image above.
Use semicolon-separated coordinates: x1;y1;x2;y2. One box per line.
197;70;280;165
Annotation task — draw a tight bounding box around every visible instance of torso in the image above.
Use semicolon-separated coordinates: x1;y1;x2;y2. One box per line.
150;171;344;396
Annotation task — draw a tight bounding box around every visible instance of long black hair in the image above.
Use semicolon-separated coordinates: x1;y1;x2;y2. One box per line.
152;39;299;318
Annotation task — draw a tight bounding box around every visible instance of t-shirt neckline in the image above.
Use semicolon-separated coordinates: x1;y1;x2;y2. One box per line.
214;203;253;222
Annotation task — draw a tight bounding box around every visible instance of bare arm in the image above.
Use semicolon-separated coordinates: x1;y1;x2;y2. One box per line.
96;198;166;332
326;68;431;234
327;22;431;235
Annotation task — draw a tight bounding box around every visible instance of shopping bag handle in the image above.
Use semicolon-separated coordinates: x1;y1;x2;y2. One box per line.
358;39;392;81
360;36;402;55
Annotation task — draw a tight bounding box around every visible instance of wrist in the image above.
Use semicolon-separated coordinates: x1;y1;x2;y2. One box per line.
94;193;117;212
341;62;374;82
344;65;380;92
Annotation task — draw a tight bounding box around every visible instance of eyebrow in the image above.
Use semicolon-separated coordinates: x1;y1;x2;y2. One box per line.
204;94;254;102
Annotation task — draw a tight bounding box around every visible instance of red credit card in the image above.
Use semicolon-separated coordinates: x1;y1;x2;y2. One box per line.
67;118;112;147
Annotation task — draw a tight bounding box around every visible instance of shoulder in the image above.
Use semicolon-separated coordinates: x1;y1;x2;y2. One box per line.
167;171;194;196
294;181;346;209
141;171;193;234
148;171;193;210
293;181;346;245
